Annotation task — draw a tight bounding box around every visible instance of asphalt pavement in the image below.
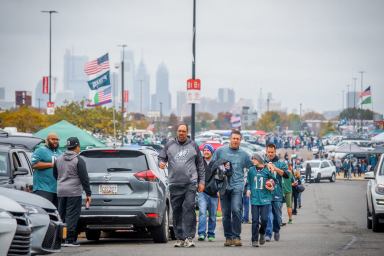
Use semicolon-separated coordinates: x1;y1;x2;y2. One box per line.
54;180;384;256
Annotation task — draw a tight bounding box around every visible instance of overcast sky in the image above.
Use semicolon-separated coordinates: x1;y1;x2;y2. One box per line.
0;0;383;114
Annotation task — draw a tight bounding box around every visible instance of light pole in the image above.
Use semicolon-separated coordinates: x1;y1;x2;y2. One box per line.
41;10;58;103
353;77;357;131
359;71;365;130
118;44;127;145
191;0;197;140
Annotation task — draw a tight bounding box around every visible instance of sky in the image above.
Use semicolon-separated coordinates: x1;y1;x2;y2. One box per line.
0;0;383;115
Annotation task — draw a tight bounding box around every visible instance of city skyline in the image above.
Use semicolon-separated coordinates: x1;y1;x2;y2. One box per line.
0;0;383;115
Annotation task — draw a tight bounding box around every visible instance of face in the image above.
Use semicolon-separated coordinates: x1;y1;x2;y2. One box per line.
47;134;59;149
229;134;241;149
252;158;261;167
203;148;212;159
177;125;188;142
266;146;276;161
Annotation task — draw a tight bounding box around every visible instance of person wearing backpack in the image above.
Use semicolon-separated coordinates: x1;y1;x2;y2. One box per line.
197;144;219;242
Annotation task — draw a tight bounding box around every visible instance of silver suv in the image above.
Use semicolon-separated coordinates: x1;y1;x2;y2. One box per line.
78;147;173;243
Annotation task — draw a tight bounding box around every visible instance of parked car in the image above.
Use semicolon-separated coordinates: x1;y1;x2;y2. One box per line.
301;159;336;183
0;187;65;255
78;147;174;243
0;195;31;256
365;153;384;232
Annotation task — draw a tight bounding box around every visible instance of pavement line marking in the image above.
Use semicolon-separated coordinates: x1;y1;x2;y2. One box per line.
342;235;357;251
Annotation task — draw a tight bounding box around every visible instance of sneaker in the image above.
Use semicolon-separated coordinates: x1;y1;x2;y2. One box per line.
198;235;205;241
224;238;232;247
208;236;215;242
184;237;195;248
274;232;280;241
174;240;184;247
259;234;265;245
252;241;259;247
62;241;80;247
288;219;293;224
265;236;271;242
232;238;242;246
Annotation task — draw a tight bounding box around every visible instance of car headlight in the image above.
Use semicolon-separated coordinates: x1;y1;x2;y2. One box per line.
20;204;45;215
0;210;12;219
375;184;384;195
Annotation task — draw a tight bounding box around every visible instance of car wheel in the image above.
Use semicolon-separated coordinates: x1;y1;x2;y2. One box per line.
86;230;101;241
151;208;169;243
316;173;321;183
329;173;336;183
367;199;372;229
372;207;381;232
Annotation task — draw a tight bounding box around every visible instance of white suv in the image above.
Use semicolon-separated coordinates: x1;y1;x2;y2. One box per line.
302;159;337;183
366;154;384;232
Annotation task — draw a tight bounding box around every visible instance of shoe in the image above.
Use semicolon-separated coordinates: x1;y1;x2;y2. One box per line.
274;232;280;241
224;238;232;247
198;235;205;241
62;241;80;247
252;241;259;247
259;234;265;245
208;236;215;242
265;236;271;242
292;211;297;215
184;237;195;248
288;219;293;224
232;238;242;246
281;222;286;226
174;240;184;247
299;205;302;208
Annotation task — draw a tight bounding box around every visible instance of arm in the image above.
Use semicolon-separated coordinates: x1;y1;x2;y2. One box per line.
158;141;170;169
268;161;289;178
31;148;54;170
32;162;54;169
195;144;205;186
53;162;58;180
77;157;91;197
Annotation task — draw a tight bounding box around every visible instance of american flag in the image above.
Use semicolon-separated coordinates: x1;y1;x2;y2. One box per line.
96;86;112;103
84;53;110;76
359;86;371;97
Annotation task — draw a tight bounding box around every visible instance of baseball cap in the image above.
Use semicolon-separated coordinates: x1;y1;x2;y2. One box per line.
67;137;80;149
251;153;264;163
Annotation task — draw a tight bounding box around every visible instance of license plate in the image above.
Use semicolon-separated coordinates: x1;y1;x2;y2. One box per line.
99;184;118;195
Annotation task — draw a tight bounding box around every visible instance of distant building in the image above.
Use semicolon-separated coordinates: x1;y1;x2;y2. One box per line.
122;49;136;111
55;91;75;106
197;97;221;115
134;60;150;114
241;106;258;127
34;79;49;109
0;87;5;100
15;91;32;107
176;91;189;117
346;91;359;109
151;63;171;115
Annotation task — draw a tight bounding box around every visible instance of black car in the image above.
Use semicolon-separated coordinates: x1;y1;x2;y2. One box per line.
78;146;174;243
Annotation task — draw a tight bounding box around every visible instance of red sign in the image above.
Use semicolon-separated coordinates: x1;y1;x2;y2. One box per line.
124;90;129;103
42;76;49;94
187;79;201;90
47;102;54;108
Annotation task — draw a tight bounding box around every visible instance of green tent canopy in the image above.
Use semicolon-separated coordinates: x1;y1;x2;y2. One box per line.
34;120;105;150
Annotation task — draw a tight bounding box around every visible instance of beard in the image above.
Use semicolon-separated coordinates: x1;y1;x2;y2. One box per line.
48;142;59;150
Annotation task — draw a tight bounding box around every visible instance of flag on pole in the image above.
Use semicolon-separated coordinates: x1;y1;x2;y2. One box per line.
359;86;371;97
87;71;111;90
42;76;49;94
87;86;112;106
361;96;372;105
124;90;129;103
84;53;110;76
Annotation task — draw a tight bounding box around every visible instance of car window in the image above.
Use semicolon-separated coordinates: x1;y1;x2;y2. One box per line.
0;153;9;176
17;151;31;171
81;150;149;173
322;161;330;168
379;160;384;176
11;152;22;169
308;162;320;168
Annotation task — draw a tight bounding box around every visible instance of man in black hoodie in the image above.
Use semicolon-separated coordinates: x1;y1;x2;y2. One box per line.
54;137;91;247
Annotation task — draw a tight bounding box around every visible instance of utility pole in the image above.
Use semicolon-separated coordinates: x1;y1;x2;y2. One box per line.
191;0;197;140
118;44;127;146
41;10;58;103
342;90;345;110
353;77;357;132
359;71;365;131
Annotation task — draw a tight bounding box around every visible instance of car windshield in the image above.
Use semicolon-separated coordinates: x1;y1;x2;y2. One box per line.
0;152;8;176
81;150;148;173
307;162;320;168
380;160;384;176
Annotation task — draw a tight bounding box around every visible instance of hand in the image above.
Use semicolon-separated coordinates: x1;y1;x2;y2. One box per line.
198;183;205;192
159;161;166;169
267;163;275;172
246;190;251;197
85;196;91;208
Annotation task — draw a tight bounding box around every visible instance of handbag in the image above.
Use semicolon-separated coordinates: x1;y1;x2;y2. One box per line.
296;184;305;193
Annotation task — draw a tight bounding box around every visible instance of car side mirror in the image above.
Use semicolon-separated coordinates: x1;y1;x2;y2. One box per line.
364;171;375;180
13;167;29;177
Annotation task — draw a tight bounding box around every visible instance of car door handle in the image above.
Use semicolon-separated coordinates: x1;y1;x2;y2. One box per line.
104;199;112;202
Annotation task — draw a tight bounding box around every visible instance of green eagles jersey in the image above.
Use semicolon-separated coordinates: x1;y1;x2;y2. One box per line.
246;166;276;205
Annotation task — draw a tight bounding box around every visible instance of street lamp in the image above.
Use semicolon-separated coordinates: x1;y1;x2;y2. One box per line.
41;10;58;103
191;0;197;140
118;44;127;145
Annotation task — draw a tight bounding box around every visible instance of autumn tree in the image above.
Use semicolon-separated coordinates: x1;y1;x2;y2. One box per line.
256;111;282;132
302;111;326;121
0;106;49;132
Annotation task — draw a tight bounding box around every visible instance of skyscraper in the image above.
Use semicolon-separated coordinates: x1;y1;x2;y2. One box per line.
152;63;171;115
217;88;235;112
0;87;5;100
63;49;88;102
176;91;188;117
123;49;136;111
134;60;150;114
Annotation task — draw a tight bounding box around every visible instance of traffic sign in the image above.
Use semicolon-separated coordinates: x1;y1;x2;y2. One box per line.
187;79;201;104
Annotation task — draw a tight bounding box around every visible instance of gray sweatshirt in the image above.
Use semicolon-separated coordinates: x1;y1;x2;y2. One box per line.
158;138;205;186
53;151;91;197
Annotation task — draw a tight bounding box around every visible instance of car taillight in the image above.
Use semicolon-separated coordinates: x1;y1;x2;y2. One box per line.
134;170;158;182
146;213;159;218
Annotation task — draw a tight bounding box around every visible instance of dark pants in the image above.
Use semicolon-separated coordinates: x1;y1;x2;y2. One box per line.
242;194;250;223
305;171;311;183
251;204;269;242
169;184;197;240
58;196;82;243
220;188;243;239
34;190;58;208
293;191;299;213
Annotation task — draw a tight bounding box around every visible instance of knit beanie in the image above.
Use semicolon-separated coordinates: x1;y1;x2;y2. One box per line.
203;144;215;154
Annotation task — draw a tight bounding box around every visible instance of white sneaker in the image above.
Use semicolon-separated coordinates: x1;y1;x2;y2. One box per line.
174;240;184;247
184;237;195;248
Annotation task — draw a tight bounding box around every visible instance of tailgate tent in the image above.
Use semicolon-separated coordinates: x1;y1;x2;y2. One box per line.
34;120;105;150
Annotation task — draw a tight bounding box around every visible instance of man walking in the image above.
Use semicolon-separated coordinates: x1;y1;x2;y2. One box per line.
197;144;219;242
305;162;312;183
54;137;91;247
211;130;253;247
264;143;289;242
158;124;205;248
31;133;62;207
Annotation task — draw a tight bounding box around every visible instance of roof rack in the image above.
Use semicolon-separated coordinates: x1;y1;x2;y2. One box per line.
0;142;29;150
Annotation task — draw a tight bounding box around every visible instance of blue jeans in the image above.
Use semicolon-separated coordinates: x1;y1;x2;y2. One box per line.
266;201;283;236
251;204;269;242
220;188;243;239
198;192;219;238
242;194;250;222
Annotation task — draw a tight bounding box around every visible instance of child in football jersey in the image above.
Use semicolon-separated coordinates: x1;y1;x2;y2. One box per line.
246;153;276;247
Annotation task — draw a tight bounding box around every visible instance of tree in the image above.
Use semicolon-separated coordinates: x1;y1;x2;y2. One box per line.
302;111;326;121
319;121;336;137
339;108;374;120
256;111;281;132
0;106;48;132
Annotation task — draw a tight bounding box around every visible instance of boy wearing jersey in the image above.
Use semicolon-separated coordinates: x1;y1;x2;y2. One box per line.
246;153;276;247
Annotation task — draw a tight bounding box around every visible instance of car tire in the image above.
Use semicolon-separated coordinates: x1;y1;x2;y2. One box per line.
316;173;321;183
329;173;336;183
86;230;101;241
151;208;169;243
367;200;372;229
372;207;381;232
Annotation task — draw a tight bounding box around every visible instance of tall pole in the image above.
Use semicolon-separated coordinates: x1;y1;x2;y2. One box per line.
359;71;365;131
191;0;196;140
118;44;127;145
353;77;357;131
41;10;57;103
342;90;345;110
